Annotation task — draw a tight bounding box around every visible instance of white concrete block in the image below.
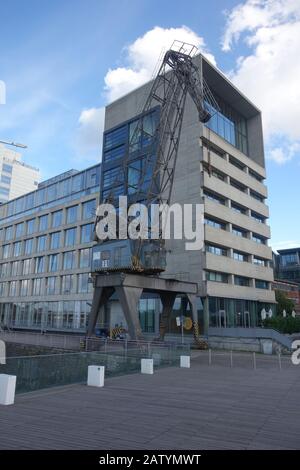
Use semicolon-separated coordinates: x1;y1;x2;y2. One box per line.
87;365;105;387
180;355;190;368
0;374;16;405
141;358;154;374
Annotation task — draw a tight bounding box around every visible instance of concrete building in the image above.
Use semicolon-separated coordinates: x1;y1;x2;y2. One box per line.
0;144;40;203
101;53;275;335
0;165;100;331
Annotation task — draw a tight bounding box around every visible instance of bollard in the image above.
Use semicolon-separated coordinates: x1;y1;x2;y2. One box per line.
0;374;16;405
230;350;233;368
180;355;190;368
141;358;154;374
87;365;105;387
208;348;212;365
253;352;256;370
278;353;282;370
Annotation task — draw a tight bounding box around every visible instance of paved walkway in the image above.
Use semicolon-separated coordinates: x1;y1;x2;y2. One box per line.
0;356;300;450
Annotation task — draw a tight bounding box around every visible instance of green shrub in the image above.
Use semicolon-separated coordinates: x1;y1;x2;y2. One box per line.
263;316;300;334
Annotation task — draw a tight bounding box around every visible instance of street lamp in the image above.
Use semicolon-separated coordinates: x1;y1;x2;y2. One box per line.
0;139;27;149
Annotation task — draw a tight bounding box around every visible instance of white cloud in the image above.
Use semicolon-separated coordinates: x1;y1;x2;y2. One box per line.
222;0;300;164
271;240;300;252
76;106;105;162
77;26;216;157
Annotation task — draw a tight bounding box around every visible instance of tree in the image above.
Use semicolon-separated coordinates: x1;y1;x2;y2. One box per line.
275;290;295;315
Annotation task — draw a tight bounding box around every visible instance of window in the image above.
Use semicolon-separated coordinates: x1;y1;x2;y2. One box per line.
9;280;18;296
253;257;266;266
52;210;63;228
81;223;93;243
206;271;228;283
203;190;225;205
33;278;43;296
79;248;91;268
230;178;247;193
252;233;266;245
2;244;10;259
251;211;265;224
82;199;96;220
5;226;13;241
67;205;78;224
104;125;127;151
65;228;76;247
78;273;92;293
35;256;45;274
23;259;32;275
0;262;10;278
255;280;269;289
27;219;35;235
0;186;10;196
49;254;58;272
63;251;75;270
211;168;225;181
206;244;227;256
0;282;6;296
103;166;123;189
232;226;247;238
231;202;246;215
249;169;264;182
61;275;75;294
24;238;34;255
39;215;48;232
37;235;47;252
281;253;298;266
50;232;60;250
204;217;226;230
234;275;249;286
15;222;24;237
46;277;57;295
13;241;22;257
229;155;245;171
233;251;248;262
250;190;264;203
20;279;30;296
1;174;11;184
2;163;13;174
103;144;125;163
11;260;22;276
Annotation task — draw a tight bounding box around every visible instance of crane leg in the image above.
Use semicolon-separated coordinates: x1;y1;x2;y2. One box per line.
158;292;177;341
186;294;208;349
115;286;143;341
87;286;114;336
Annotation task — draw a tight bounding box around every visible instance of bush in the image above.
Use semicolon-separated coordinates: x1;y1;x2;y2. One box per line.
263;316;300;334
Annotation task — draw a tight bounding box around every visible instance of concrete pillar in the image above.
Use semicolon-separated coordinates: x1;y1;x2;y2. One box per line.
158;292;177;340
115;286;143;340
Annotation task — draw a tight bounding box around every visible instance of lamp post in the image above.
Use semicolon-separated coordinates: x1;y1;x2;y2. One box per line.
0;139;27;149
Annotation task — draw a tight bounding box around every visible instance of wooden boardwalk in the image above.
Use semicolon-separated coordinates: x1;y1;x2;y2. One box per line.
0;355;300;450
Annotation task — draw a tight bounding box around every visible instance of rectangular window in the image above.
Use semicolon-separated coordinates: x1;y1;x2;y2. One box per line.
231;202;247;215
82;199;96;220
20;279;30;296
5;226;13;241
280;253;298;266
11;261;21;276
0;262;10;278
49;254;58;272
78;273;92;293
251;211;265;224
233;251;248;262
52;210;63;228
230;178;247;193
203;190;226;205
65;228;76;247
103;144;125;163
253;257;266;266
24;238;34;255
232;226;247;238
13;241;22;257
66;205;78;224
15;222;24;237
63;251;75;270
206;244;227;256
61;275;75;294
35;256;45;274
252;233;266;245
33;278;43;296
234;275;250;286
80;223;93;244
1;174;11;184
79;248;91;268
250;190;264;203
37;235;47;252
104;125;127;151
9;280;18;296
27;219;35;235
50;232;60;250
2;244;10;259
39;215;48;232
255;280;269;289
23;259;32;275
103;166;123;189
2;163;13;174
206;271;228;283
46;277;57;295
249;169;264;182
204;217;226;230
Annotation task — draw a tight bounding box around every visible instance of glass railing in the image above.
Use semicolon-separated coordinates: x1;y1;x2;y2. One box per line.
0;342;190;394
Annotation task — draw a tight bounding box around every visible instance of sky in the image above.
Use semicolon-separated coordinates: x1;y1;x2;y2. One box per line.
0;0;299;251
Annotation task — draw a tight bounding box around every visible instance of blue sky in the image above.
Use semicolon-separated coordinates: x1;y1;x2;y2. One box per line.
0;0;299;250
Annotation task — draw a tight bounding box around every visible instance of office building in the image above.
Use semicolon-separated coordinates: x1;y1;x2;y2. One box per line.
0;165;100;331
0;144;40;203
275;247;300;285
